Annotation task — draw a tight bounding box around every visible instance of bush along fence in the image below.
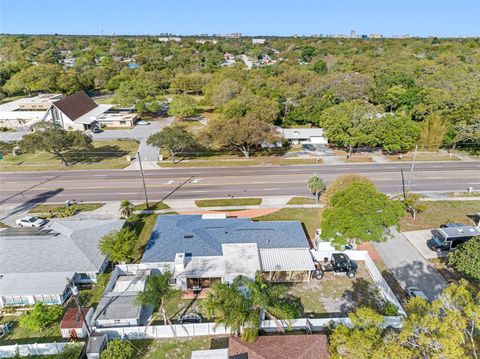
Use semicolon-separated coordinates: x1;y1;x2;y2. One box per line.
0;342;82;358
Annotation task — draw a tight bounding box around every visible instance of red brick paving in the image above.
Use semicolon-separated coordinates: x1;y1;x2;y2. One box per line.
357;242;381;261
179;208;281;218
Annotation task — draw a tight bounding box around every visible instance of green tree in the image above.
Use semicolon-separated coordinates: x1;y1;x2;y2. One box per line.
322;174;372;207
136;272;180;333
377;114;421;152
202;274;299;343
319;100;380;156
119;200;134;219
202;116;279;158
418;113;448;150
99;228;136;263
449;237;480;281
321;182;405;247
147;124;196;163
100;339;134;359
19;122;93;166
311;59;327;74
19;303;63;332
403;193;427;220
307;174;326;203
3;64;62;95
168;94;198;119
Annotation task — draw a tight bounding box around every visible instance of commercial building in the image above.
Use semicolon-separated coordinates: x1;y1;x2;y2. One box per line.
278;127;328;145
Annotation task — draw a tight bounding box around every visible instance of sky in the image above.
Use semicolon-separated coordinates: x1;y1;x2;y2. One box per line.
0;0;479;37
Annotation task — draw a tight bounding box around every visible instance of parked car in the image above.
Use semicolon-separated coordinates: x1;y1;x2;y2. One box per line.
91;127;103;133
16;216;46;228
406;287;429;302
302;144;315;151
136;120;150;125
313;253;358;280
179;313;202;324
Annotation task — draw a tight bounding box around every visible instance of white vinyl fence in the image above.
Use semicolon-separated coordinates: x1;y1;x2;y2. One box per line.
311;250;406;316
0;342;81;358
94;322;230;340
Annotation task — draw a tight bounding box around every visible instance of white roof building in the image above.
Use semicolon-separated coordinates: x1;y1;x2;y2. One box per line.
278;127;328;145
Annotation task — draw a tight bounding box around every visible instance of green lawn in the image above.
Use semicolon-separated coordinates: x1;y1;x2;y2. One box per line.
132;337;213;359
127;214;159;263
79;272;111;307
0;140;139;172
386;153;460;162
287;196;317;205
28;203;104;214
0;316;63;345
152;296;208;325
255;208;323;240
196;198;262;207
400;200;480;231
134;202;170;211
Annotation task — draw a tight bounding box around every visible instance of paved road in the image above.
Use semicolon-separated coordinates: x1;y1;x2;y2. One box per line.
1;161;479;205
374;228;448;301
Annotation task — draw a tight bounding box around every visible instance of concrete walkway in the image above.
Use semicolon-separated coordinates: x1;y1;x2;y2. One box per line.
373;228;447;301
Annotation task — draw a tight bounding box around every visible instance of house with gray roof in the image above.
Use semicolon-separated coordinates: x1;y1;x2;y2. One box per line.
141;215;315;290
0;219;124;307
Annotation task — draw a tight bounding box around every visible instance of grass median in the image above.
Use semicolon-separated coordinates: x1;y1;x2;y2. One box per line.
0;139;139;172
28;203;104;214
196;198;262;207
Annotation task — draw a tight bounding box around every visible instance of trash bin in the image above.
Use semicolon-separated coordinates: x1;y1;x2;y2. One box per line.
158;155;163;161
126;155;131;162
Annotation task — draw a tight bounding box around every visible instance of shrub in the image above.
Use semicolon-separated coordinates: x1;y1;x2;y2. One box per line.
19;303;63;331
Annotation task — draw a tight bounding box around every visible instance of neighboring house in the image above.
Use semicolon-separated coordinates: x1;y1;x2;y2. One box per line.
252;38;266;44
60;307;94;339
191;335;330;359
140;214;315;290
92;265;154;328
278;127;328;145
96;110;138;128
45;90;113;131
0;219;124;307
0;93;61;129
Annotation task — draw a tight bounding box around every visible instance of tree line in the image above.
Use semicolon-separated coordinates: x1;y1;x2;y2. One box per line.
1;35;479;152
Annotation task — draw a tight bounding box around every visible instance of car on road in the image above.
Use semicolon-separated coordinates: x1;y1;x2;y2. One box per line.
136;120;150;125
406;287;430;302
16;216;46;228
427;225;480;252
91;127;103;133
313;253;358;280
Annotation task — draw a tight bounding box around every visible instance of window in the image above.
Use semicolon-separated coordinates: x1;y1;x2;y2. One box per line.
119;121;126;125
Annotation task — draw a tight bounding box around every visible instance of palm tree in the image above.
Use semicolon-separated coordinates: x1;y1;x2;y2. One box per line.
120;200;134;219
136;272;180;335
202;273;299;343
307;174;326;203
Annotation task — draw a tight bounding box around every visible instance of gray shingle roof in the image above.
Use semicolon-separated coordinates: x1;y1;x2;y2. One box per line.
141;215;310;263
0;219;124;298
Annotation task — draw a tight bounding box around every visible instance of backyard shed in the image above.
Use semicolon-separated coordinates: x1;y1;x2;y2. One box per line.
60;307;93;339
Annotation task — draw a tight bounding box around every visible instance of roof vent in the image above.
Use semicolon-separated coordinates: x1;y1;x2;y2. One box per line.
184;235;194;239
457;228;465;233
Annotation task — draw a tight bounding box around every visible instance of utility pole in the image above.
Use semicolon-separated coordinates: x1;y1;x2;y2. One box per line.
67;278;92;336
407;144;418;191
137;152;149;209
401;168;407;200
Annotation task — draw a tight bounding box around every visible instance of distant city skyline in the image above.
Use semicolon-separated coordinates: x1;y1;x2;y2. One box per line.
0;0;479;37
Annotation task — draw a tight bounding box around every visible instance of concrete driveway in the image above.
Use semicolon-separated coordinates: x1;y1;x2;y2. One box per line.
374;228;447;301
403;230;449;259
0;131;27;142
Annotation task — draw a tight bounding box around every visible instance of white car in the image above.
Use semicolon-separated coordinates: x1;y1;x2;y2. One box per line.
136;120;150;125
406;287;430;302
16;216;46;228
